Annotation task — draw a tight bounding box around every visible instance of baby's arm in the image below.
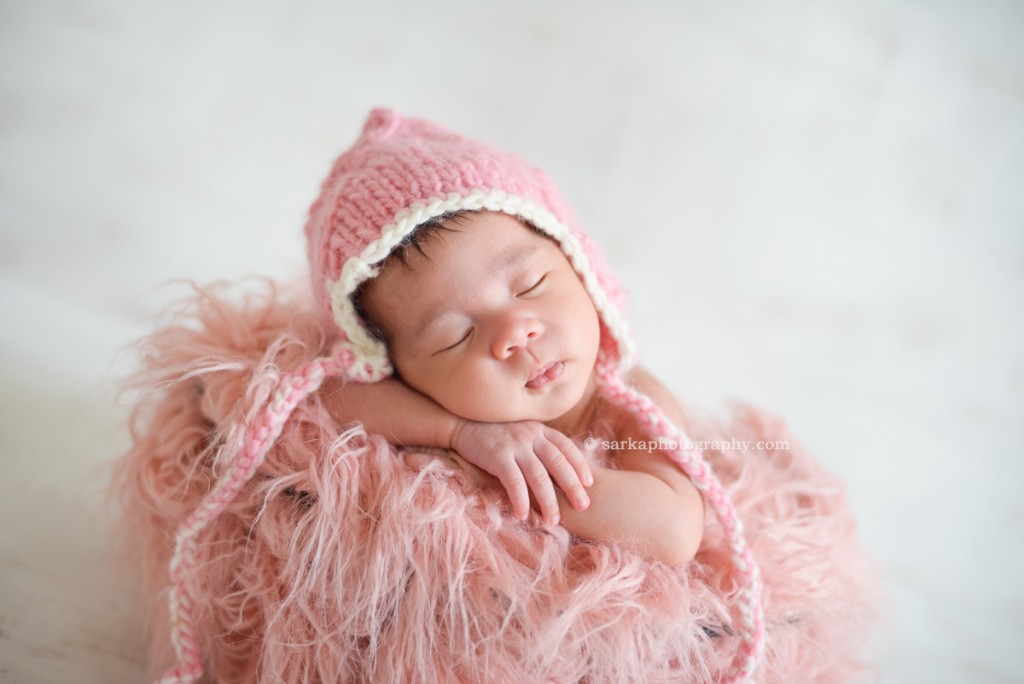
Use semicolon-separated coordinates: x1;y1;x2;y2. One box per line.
444;366;704;565
321;377;592;524
555;450;704;566
562;365;704;565
503;366;702;566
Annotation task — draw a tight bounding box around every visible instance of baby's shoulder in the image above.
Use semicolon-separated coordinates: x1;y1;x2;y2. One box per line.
598;364;689;439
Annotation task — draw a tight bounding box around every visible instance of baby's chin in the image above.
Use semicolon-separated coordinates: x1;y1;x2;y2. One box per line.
446;372;596;426
443;393;581;425
475;410;562;424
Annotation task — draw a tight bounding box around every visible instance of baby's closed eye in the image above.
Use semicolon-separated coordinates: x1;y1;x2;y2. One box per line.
440;328;473;353
516;273;547;297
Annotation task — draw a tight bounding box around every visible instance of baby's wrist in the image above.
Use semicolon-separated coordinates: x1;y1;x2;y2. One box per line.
446;416;469;451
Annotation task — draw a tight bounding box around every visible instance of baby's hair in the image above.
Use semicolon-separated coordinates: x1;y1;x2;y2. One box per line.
390;211;474;267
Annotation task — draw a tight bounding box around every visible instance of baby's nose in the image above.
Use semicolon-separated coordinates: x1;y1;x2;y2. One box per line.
491;317;542;360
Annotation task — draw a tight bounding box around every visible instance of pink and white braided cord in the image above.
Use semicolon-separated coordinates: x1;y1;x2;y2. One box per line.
155;347;372;684
595;362;766;683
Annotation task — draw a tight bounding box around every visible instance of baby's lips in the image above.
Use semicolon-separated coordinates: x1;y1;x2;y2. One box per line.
525;360;564;389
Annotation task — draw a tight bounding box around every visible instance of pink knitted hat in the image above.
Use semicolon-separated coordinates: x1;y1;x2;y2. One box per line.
157;109;765;684
304;107;633;381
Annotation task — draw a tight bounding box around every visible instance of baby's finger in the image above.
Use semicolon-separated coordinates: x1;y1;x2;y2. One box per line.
518;456;561;525
536;438;591;512
492;465;531;521
549;430;593;488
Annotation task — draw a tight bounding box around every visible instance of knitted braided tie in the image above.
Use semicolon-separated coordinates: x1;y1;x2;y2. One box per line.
594;361;766;682
156;345;376;684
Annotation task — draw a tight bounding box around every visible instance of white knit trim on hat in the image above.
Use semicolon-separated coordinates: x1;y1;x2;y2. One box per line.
325;189;635;376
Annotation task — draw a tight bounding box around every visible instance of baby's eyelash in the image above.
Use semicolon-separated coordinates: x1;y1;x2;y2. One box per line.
436;328;472;354
517;273;547;296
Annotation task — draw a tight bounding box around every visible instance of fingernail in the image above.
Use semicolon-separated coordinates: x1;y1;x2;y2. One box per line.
576;495;589;510
548;514;560;525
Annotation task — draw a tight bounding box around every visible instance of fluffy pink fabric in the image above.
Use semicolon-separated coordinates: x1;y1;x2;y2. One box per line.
111;281;876;683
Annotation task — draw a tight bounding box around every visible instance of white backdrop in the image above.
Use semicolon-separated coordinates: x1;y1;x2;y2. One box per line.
1;1;1022;681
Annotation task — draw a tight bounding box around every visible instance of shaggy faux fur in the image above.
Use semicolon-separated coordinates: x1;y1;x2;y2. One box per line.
111;281;876;683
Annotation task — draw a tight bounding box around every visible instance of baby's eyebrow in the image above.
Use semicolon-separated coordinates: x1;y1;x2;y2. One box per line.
494;244;540;272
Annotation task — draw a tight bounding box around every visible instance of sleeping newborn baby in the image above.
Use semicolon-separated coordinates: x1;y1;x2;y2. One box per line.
326;209;705;565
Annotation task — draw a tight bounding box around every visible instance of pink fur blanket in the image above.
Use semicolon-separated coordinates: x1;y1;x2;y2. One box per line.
111;282;876;683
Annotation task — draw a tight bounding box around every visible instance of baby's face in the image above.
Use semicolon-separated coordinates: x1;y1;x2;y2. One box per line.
360;212;601;424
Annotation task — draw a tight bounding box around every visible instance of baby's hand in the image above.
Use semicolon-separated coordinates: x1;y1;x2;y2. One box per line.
450;419;592;525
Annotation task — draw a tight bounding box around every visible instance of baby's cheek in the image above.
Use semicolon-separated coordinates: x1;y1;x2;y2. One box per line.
420;370;477;415
445;388;507;423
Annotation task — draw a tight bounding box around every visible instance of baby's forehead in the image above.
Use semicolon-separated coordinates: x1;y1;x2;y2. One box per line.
363;213;563;337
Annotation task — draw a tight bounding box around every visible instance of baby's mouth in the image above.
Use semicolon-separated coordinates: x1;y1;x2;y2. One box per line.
526;361;565;389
